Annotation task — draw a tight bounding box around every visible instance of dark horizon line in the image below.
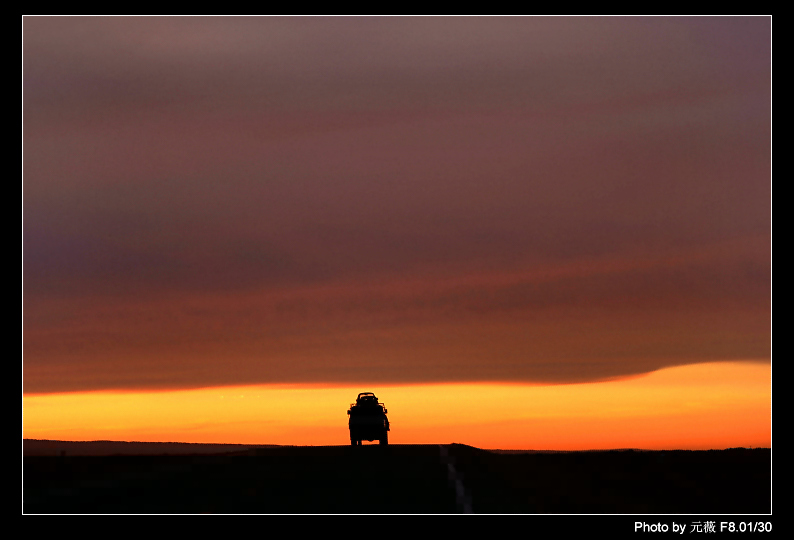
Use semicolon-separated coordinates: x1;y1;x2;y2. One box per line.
22;438;769;455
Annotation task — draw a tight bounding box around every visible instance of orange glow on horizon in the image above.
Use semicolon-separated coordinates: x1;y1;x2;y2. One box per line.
22;361;770;450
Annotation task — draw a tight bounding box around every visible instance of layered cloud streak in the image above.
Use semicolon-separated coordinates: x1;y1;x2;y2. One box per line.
24;17;770;393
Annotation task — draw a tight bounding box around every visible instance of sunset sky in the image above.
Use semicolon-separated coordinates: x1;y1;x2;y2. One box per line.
23;16;770;449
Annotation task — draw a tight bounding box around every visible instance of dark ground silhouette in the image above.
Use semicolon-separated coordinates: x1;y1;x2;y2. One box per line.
22;441;770;514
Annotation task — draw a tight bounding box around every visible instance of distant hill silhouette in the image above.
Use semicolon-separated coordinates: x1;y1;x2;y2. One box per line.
23;439;282;456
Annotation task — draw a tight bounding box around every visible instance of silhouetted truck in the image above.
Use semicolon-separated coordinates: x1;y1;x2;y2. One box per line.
347;392;390;445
